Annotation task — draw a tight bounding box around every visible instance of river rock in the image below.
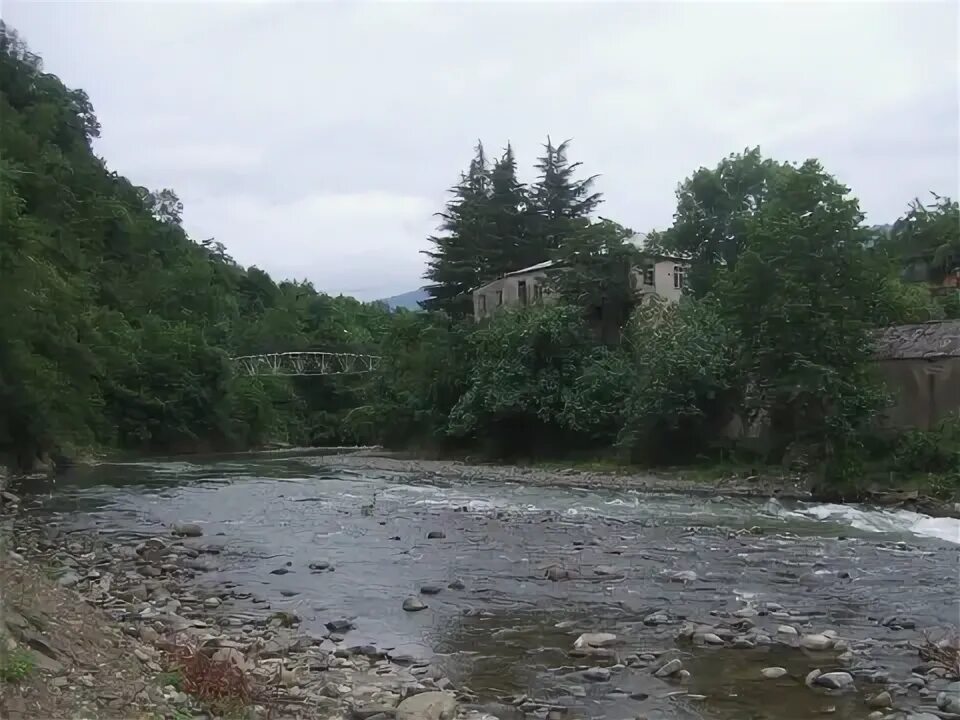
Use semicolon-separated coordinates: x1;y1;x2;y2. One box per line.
866;691;892;708
701;632;724;645
643;611;671;626
544;565;571;581
309;561;332;571
271;610;300;627
573;632;618;650
777;625;799;636
396;691;457;720
594;565;622;577
325;618;355;632
140;626;159;644
762;667;788;679
813;672;854;690
800;634;834;651
420;585;443;595
203;597;221;608
403;597;427;612
447;579;465;590
665;570;697;583
583;667;611;682
938;681;960;713
171;523;203;537
654;659;684;678
426;531;446;540
57;570;80;588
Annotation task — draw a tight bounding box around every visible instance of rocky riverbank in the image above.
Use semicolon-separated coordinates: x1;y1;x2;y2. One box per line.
2;480;959;720
0;456;960;720
0;491;487;720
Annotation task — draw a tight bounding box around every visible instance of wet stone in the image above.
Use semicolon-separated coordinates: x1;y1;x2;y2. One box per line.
403;597;428;612
813;672;855;690
171;523;203;537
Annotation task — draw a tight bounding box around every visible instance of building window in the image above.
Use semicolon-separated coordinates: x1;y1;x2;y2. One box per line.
518;280;528;305
673;265;686;290
496;290;503;306
643;265;655;286
479;294;487;314
533;284;544;303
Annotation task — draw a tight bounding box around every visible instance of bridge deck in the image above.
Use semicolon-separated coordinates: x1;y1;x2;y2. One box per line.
232;351;381;376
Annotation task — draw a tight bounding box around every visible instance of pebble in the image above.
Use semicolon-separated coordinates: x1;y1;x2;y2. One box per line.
800;634;834;651
938;681;960;713
583;667;611;682
867;691;892;708
203;597;221;608
702;632;724;645
171;523;203;537
426;531;445;539
654;659;684;678
309;561;332;571
402;597;428;612
777;625;798;636
573;632;618;649
419;585;443;595
813;672;855;690
761;667;788;679
57;571;80;588
447;579;465;590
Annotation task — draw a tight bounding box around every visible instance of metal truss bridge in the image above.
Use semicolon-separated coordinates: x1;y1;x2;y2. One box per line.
232;351;381;377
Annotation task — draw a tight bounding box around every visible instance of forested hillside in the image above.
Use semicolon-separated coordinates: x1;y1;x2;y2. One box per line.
2;22;957;489
0;23;393;469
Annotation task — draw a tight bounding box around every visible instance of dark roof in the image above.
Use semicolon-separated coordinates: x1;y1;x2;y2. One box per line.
874;320;960;360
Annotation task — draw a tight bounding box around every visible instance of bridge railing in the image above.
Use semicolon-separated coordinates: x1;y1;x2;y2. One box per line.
232;351;381;376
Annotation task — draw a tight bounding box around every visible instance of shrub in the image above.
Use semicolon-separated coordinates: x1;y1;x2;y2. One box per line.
893;414;960;473
164;638;251;715
617;298;740;463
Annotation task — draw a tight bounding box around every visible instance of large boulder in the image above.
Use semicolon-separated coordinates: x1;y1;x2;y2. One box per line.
396;691;457;720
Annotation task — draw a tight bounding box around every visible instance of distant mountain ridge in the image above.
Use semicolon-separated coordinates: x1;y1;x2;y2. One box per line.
379;287;429;310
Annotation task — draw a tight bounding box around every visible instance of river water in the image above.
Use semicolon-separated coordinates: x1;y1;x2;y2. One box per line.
24;451;960;720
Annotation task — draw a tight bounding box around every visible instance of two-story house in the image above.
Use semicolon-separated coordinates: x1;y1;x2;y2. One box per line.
472;242;689;321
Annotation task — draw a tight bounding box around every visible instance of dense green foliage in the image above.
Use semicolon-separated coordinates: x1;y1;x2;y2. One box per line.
0;23;394;468
2;25;956;493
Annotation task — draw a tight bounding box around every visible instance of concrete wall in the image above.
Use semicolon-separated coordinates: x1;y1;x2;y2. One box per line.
474;258;688;320
875;357;960;430
630;259;686;303
473;269;552;320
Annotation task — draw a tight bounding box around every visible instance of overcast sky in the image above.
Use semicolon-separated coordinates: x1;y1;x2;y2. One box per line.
6;1;958;299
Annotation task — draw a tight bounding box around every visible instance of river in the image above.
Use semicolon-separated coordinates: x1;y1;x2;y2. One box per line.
23;450;960;720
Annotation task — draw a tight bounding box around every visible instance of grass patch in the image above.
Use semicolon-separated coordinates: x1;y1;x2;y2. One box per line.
157;669;184;690
0;648;35;683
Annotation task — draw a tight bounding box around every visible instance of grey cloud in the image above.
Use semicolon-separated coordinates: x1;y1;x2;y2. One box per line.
6;1;957;299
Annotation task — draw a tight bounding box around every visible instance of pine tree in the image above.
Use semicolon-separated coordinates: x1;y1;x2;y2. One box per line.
529;138;603;252
421;142;492;315
486;143;534;276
